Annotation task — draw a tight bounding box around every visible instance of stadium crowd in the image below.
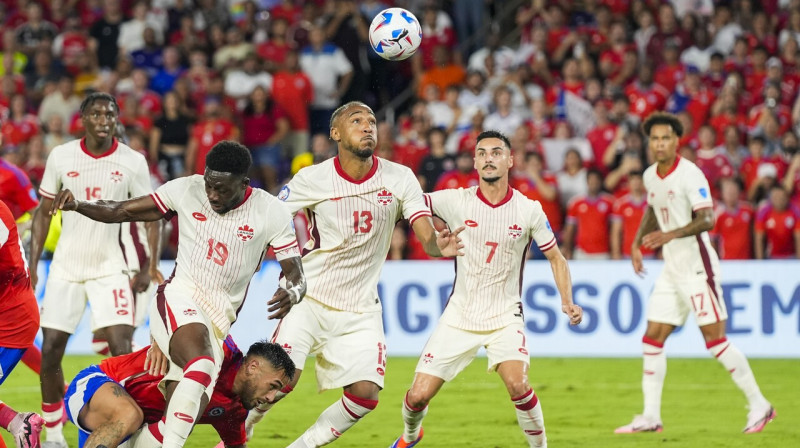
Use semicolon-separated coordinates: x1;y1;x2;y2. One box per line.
1;0;800;261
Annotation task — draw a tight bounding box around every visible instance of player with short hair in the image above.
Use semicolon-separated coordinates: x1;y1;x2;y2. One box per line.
64;337;294;448
390;130;583;448
30;92;162;447
615;112;775;434
50;140;305;448
249;101;463;447
0;200;45;448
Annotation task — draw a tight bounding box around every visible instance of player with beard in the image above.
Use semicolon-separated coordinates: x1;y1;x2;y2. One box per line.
248;102;464;447
390;130;582;448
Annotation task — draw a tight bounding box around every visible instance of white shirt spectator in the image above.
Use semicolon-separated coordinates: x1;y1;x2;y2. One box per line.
458;88;492;114
300;43;353;109
224;70;273;99
556;168;588;209
468;46;517;76
118;18;164;54
681;45;716;73
483;110;524;138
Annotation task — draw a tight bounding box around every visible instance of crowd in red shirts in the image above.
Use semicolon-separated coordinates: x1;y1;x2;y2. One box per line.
1;0;799;260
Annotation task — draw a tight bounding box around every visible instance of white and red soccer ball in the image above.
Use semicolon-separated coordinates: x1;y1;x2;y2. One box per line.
368;8;422;61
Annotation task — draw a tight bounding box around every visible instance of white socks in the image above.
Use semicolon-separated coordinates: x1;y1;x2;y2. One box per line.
512;389;546;448
132;418;165;448
161;356;217;448
641;337;666;422
707;338;769;410
287;392;377;447
41;401;65;444
401;391;427;443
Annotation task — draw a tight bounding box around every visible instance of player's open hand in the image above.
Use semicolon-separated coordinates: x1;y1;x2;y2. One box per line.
562;303;583;325
144;339;169;376
50;189;77;215
437;226;465;257
642;230;674;250
267;283;301;320
631;247;646;277
149;267;164;285
130;270;151;294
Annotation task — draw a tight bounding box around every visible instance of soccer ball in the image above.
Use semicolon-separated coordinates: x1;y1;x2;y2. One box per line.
368;8;422;61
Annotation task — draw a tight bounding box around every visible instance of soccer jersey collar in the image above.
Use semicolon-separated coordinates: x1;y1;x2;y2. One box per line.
656;154;681;179
232;186;254;210
476;186;513;208
334;155;379;184
80;137;119;159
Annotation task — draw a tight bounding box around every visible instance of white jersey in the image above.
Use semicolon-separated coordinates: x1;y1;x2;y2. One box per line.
120;221;149;274
151;176;299;335
426;187;557;331
280;156;431;313
644;156;720;277
39;138;152;281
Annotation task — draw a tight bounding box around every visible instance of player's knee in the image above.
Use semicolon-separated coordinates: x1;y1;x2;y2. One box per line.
405;388;431;410
506;381;531;400
113;403;144;436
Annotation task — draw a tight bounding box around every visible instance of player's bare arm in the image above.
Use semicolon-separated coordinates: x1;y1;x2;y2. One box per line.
51;189;165;222
267;256;305;319
29;196;55;287
411;216;465;257
631;206;659;275
642;207;714;249
146;220;164;284
543;244;582;325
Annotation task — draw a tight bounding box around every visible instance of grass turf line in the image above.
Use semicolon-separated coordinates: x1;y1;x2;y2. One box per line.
1;356;797;447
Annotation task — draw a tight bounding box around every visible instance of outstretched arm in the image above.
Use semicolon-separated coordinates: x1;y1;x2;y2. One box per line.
410;216;465;258
51;189;165;223
543;245;582;325
267;256;306;320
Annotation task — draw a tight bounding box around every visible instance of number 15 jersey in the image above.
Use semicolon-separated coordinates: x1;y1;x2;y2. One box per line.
425;187;556;331
280;156;431;313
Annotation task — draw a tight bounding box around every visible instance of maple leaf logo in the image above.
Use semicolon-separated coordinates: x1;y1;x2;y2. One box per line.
508;224;523;239
377;189;393;205
110;170;123;183
423;353;434;364
237;224;254;241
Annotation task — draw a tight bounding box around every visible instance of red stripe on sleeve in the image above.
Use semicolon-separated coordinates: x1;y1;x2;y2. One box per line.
408;210;432;226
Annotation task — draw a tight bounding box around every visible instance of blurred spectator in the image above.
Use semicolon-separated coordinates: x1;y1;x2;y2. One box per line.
395;103;430;172
586;100;619;174
184;96;239;175
426;85;467;149
42;114;68;155
625;61;668;122
272;49;313;159
240;85;289;193
779;9;800;49
300;24;353;136
458;70;491;114
24;49;63;103
512;150;562;233
556;147;588;208
118;1;164;55
417;127;453;192
468;29;515;76
541;121;592;172
272;0;304;26
654;42;684;92
715;125;748;169
749;82;792;138
224;52;272;105
415;2;458;74
453;0;485;60
37;75;80;131
747;12;777;56
121;69;162;117
610;170;650;259
417;44;467;101
755;185;800;258
711;177;755;260
526;97;554;143
632;10;656;63
456;108;485;154
322;0;369;104
668;66;715;129
150;46;185;95
645;3;688;59
213;26;255;73
130;26;164;78
741;135;787;201
2;93;39;148
15;3;58;57
711;5;742;55
562;168;613;259
680;23;714;73
704;51;728;93
433;150;478;190
374;121;397;160
89;0;124;69
694;125;734;198
483;86;523;139
256;17;291;74
603;141;643;197
193;0;231;32
765;57;798;108
150;91;192;181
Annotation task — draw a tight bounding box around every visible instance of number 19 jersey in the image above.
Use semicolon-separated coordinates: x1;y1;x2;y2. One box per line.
39;138;152;281
425;187;556;331
151;176;299;335
280;156;431;313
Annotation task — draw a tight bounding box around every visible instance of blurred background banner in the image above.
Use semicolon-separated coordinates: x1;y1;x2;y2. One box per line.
34;260;799;358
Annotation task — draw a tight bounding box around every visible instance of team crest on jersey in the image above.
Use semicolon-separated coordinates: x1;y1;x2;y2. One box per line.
699;187;708;198
208;407;224;417
423;353;434;364
668;190;675;200
508;224;523;239
110;170;124;183
237;225;254;241
278;185;290;201
281;343;292;354
377;189;393;205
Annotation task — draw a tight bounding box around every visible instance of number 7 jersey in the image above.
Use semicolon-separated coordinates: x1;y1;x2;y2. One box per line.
425;187;556;331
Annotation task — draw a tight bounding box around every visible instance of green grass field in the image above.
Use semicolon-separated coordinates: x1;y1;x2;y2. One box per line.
2;356;797;448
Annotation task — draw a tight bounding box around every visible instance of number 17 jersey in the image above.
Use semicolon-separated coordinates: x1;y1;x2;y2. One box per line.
425;187;556;331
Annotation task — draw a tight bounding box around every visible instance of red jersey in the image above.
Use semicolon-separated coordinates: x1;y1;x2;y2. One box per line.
0;201;39;348
585;124;618;173
566;194;614;254
748;104;792;135
272;71;313;131
684;89;716;128
240;104;287;148
256;41;290;68
740;156;788;192
191;119;238;174
100;336;247;446
709;113;747;145
712;202;755;259
545;81;585;107
625;82;669;120
1;115;39;146
695;150;734;198
434;170;479;191
511;173;563;233
611;193;650;257
755;205;800;258
0;159;39;218
393;141;429;172
654;64;685;92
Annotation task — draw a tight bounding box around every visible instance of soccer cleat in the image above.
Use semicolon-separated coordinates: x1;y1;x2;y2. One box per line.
41;441;67;448
743;406;776;433
614;415;663;434
8;412;44;448
390;427;424;448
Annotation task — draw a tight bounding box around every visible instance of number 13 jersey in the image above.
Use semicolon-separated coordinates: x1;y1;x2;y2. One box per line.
280;156;431;313
425;187;556;331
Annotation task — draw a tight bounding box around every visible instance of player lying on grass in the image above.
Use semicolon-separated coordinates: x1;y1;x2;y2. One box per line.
64;337;294;448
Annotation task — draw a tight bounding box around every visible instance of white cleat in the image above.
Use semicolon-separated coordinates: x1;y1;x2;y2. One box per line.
743;406;776;434
614;414;663;434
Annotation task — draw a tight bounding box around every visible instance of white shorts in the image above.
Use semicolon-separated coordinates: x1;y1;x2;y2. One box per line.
133;282;157;328
647;272;728;327
271;298;386;392
40;274;135;334
148;286;224;397
415;321;529;382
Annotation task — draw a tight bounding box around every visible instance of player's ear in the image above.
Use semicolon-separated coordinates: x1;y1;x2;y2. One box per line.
507;149;514;169
330;127;340;142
